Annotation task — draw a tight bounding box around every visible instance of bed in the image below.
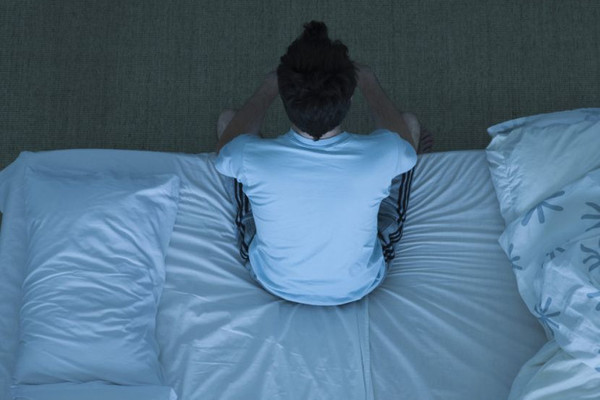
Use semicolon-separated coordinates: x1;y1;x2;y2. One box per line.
1;109;599;400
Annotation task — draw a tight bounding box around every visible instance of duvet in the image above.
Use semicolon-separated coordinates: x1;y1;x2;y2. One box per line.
499;167;600;398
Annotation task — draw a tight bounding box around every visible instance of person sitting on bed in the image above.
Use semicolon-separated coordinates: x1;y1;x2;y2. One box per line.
214;20;432;306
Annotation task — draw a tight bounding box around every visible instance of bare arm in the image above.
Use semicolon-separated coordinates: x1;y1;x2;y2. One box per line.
356;63;417;152
215;74;278;155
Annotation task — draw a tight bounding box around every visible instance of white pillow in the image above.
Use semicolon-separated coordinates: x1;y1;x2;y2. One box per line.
13;168;180;386
487;108;600;136
485;116;600;225
11;382;177;400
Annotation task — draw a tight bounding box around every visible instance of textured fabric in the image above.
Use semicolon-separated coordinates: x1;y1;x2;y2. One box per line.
2;2;600;169
214;129;417;306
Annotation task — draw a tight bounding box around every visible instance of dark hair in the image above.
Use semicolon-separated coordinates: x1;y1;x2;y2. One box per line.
277;21;358;141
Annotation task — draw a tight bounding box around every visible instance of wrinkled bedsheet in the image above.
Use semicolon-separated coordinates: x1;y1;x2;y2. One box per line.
0;149;546;400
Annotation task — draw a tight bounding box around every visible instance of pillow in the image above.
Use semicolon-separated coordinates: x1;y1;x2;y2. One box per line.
487;108;600;136
13;167;180;386
485;116;600;225
11;382;177;400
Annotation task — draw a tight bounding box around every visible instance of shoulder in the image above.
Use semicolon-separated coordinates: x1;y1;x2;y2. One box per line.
363;128;396;141
368;129;413;150
229;133;262;148
362;129;401;146
218;134;261;156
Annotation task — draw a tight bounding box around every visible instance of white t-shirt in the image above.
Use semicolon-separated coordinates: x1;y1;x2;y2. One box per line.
214;128;417;306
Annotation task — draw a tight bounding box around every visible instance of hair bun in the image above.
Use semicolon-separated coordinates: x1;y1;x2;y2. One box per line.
302;21;328;42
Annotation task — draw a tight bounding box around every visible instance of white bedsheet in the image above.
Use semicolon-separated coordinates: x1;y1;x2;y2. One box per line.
0;149;546;400
369;150;547;399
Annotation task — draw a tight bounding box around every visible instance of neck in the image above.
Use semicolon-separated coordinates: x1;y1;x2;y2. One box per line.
293;125;343;139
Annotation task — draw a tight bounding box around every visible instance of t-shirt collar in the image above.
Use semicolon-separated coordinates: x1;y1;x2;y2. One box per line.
287;128;349;146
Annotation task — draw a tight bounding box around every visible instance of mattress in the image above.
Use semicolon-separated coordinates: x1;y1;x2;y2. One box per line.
0;148;547;400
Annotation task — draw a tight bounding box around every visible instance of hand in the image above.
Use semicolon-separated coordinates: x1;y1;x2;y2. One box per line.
264;69;279;93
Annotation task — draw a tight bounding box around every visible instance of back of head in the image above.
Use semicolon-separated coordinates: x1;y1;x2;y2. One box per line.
277;21;358;142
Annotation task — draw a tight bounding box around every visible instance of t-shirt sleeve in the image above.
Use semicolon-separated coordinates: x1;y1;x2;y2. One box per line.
393;133;417;175
214;134;257;183
375;129;417;175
